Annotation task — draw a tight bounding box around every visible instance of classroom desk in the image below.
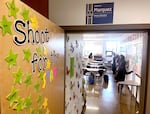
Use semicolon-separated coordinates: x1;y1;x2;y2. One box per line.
117;80;140;112
87;64;102;68
92;60;103;63
88;62;104;65
83;67;105;72
117;80;140;97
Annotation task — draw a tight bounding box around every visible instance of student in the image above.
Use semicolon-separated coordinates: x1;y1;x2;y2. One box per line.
112;54;119;74
87;52;93;64
115;55;133;82
88;52;93;59
112;53;117;74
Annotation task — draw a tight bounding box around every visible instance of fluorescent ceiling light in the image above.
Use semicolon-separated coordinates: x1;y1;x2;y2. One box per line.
86;106;99;110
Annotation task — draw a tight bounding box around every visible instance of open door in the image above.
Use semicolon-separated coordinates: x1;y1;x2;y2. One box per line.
62;28;149;114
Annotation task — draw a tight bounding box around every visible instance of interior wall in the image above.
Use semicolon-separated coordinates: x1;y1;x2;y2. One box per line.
0;0;64;114
49;0;150;25
65;34;84;114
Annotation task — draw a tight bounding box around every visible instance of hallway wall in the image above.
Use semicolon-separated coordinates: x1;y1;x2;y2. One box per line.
0;0;64;113
65;34;84;114
49;0;150;25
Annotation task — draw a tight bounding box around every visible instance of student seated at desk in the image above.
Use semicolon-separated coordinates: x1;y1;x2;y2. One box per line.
85;52;94;67
88;52;93;63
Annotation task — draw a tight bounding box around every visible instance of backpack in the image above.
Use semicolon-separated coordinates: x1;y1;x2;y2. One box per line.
104;75;109;83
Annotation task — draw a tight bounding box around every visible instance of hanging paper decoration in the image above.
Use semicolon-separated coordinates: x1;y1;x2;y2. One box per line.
50;69;54;82
6;86;19;107
36;95;42;105
12;97;24;113
34;82;40;92
46;59;51;69
69;97;72;101
46;71;50;77
66;35;69;42
75;40;79;48
13;68;23;84
38;108;43;114
23;48;32;62
46;108;50;114
0;15;12;36
42;73;46;89
53;67;57;79
5;49;18;69
70;43;74;53
73;92;76;100
6;0;19;18
66;66;70;75
39;71;44;80
70;81;73;90
30;108;35;114
70;57;74;78
22;96;32;109
78;81;80;88
24;73;32;87
36;46;42;56
30;16;38;29
21;7;30;21
76;72;78;78
43;47;48;56
42;98;48;109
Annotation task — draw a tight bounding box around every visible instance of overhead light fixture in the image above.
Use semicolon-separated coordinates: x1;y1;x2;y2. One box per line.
86;106;99;110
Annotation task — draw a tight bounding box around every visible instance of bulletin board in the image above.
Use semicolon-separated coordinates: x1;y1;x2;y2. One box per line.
0;0;64;114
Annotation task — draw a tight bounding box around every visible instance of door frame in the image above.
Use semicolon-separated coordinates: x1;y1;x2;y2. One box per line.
61;24;150;114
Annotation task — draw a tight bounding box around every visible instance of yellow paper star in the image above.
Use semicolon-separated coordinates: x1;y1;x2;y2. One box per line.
42;73;46;89
46;59;51;69
46;108;50;114
30;16;38;29
43;47;48;56
42;98;48;109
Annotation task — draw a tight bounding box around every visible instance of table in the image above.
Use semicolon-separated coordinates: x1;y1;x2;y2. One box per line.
83;67;105;72
89;61;104;66
117;80;140;97
117;80;140;112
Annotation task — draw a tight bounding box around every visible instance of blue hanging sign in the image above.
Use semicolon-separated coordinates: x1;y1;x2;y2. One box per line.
86;3;114;24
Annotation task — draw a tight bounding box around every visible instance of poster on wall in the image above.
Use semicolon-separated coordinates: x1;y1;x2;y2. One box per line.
86;2;114;24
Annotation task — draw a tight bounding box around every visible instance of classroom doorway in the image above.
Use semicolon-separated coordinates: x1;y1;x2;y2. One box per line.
64;31;148;114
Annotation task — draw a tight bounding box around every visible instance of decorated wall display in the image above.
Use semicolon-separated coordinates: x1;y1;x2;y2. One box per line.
0;0;64;114
120;33;145;76
65;34;84;114
120;32;146;103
